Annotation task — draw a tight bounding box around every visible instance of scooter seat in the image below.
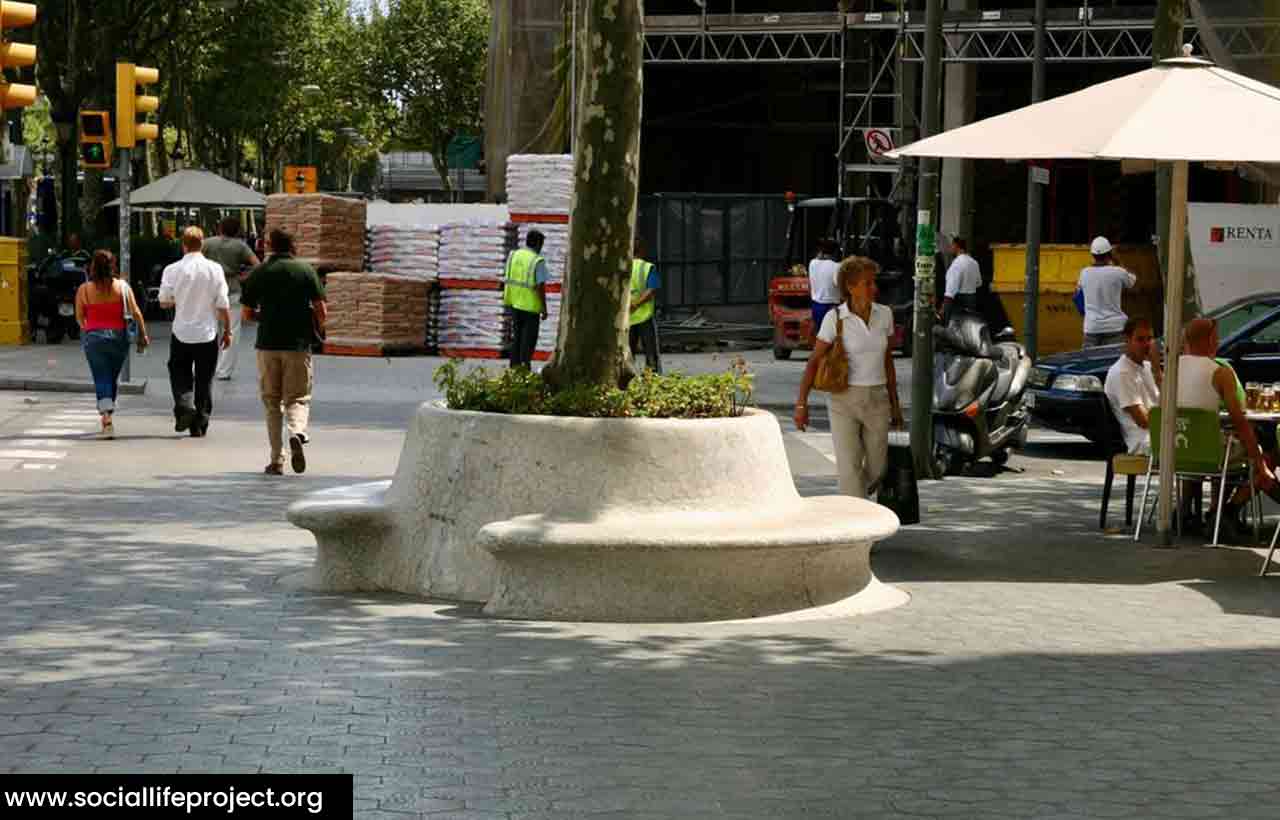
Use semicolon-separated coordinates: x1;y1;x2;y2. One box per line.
933;353;998;411
1003;342;1033;399
933;313;995;358
987;344;1020;406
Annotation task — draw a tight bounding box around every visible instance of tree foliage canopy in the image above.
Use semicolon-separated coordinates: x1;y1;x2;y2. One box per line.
29;0;488;230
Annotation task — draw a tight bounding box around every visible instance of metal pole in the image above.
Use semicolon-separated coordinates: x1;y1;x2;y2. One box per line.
118;146;132;384
308;127;314;169
1022;0;1047;362
910;0;944;479
570;0;577;153
835;7;847;209
1156;160;1189;545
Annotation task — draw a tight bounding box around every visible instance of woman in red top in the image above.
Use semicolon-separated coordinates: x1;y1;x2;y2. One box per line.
75;251;150;438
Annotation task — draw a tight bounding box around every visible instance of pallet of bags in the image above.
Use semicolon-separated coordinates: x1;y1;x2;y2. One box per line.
367;224;440;280
265;194;366;273
321;272;430;356
507;154;574;216
438;221;517;283
437;287;509;357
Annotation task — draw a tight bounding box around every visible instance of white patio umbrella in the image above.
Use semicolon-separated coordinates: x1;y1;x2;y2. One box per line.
889;51;1280;544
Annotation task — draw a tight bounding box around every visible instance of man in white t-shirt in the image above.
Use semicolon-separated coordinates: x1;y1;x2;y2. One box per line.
1104;318;1162;455
807;239;841;338
1077;236;1137;348
941;236;981;322
159;226;232;437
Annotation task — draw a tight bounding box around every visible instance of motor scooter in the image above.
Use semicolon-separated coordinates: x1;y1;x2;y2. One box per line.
931;311;1032;475
27;250;90;343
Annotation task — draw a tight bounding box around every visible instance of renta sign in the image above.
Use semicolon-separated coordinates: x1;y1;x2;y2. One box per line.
1209;224;1276;244
1188;203;1280;313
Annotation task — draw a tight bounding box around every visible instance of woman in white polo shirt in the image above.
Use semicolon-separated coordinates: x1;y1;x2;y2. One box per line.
794;256;904;498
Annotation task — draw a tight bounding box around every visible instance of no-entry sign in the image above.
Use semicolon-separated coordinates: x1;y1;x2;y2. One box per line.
864;129;896;161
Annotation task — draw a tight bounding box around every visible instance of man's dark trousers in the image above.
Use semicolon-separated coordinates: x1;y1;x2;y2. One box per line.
509;309;540;368
169;338;219;430
629;316;663;373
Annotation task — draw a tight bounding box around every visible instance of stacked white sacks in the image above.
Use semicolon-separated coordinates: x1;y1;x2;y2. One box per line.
365;224;440;280
506;154;574;215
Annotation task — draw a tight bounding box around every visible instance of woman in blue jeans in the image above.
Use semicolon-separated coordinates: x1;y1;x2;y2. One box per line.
75;251;150;438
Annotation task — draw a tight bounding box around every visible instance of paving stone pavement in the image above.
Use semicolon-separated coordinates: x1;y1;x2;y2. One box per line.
3;389;1280;819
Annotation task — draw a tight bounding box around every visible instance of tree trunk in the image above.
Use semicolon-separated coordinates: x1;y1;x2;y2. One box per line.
1152;0;1199;323
543;0;644;390
432;142;453;196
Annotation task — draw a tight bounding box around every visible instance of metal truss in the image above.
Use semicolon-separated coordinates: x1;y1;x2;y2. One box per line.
643;27;842;64
893;17;1280;63
644;12;1280;66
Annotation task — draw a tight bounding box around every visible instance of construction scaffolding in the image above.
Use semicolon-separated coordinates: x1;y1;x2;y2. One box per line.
644;5;1280;210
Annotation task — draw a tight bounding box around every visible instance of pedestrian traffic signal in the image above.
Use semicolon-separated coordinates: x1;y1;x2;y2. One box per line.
79;111;113;170
115;62;160;148
0;1;37;110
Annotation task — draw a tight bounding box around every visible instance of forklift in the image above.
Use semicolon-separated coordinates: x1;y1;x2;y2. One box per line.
767;194;914;359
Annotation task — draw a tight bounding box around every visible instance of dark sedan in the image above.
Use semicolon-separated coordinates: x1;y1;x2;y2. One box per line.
1025;293;1280;444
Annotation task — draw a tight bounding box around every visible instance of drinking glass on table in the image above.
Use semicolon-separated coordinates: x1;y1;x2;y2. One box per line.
1246;382;1261;410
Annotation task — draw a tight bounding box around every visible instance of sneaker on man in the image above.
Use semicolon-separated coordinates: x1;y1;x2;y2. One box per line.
289;433;306;474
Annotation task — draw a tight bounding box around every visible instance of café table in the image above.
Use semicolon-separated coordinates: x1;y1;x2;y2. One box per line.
1212;409;1279;539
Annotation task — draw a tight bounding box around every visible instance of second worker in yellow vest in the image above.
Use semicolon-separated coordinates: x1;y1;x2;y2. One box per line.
502;230;549;369
629;238;663;373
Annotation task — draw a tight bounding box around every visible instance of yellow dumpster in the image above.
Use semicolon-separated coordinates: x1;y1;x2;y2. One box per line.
991;243;1162;355
0;237;28;345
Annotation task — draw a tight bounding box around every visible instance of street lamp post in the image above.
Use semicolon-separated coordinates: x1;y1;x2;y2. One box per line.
338;127;360;192
301;85;322;169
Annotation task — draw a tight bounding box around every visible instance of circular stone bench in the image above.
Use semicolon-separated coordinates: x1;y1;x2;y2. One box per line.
285;404;900;622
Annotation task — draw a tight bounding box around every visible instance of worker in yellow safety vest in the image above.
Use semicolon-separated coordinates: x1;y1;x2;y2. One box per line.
628;238;663;373
502;229;549;368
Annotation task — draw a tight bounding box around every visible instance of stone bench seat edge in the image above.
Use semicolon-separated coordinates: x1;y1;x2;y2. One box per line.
478;496;900;554
286;481;394;529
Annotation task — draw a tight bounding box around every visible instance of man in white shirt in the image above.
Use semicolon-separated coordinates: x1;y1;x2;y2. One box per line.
941;236;981;322
159;226;232;437
1077;236;1137;347
1104;318;1162;455
807;238;841;338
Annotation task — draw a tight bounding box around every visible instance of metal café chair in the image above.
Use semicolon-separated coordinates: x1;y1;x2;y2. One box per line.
1135;407;1256;546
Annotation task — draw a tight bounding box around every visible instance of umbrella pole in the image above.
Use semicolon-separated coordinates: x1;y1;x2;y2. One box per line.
1156;159;1189;545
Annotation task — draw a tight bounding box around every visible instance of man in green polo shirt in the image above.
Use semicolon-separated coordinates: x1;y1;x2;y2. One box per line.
240;229;327;476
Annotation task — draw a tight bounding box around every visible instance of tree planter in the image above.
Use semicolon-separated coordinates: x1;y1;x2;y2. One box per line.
286;404;900;622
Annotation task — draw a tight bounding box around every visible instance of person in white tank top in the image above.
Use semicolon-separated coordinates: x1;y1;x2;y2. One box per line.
1176;318;1278;537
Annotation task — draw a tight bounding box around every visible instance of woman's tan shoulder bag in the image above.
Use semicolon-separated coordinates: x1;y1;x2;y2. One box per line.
812;312;849;394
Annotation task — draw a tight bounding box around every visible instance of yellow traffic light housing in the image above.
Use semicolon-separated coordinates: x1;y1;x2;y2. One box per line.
0;1;37;110
116;62;160;148
79;111;113;170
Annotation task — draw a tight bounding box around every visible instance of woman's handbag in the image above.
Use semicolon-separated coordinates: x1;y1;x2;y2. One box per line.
120;279;139;344
876;434;920;525
812;314;849;394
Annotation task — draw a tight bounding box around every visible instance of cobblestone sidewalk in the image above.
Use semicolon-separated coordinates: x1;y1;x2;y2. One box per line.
3;393;1280;819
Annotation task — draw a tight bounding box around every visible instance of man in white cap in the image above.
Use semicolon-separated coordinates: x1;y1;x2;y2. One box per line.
1076;236;1137;348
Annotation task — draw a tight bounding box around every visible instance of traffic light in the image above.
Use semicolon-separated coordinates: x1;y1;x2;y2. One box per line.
79;111;112;170
115;62;159;148
0;1;37;110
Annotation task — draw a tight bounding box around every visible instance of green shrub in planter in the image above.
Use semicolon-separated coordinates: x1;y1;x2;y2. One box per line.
434;359;754;419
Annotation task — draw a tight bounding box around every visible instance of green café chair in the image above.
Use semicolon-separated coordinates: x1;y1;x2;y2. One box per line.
1135;407;1254;546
